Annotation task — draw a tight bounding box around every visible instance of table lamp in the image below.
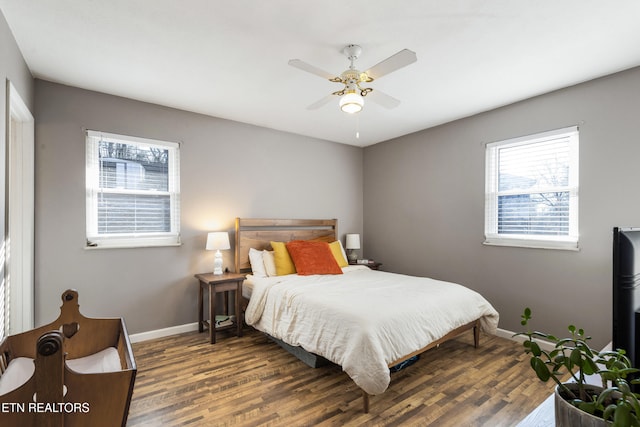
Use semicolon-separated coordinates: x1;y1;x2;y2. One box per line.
345;233;360;262
206;231;230;275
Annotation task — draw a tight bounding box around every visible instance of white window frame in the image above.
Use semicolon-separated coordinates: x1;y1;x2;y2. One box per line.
484;126;579;250
86;130;181;249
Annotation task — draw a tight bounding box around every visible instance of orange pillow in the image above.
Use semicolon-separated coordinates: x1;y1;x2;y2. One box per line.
285;240;343;275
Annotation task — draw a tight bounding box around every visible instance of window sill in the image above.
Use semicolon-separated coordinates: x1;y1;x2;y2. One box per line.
85;240;182;250
483;237;579;251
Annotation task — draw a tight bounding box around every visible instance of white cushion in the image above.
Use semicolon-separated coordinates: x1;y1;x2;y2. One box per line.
66;347;121;374
0;357;35;396
248;247;267;278
262;250;277;277
0;347;122;397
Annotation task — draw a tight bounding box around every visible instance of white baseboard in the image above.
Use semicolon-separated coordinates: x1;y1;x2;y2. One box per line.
495;327;556;352
494;327;518;341
129;322;199;343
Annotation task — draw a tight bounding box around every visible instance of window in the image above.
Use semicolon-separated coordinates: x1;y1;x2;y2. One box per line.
484;126;579;250
86;131;180;248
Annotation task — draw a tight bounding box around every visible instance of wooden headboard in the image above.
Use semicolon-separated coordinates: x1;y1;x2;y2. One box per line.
234;218;338;273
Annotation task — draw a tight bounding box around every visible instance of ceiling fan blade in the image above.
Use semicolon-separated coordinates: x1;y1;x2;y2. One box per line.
365;49;417;80
307;94;335;110
288;59;337;80
367;89;401;109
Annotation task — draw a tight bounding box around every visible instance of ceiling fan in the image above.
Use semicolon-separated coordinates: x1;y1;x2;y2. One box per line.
289;44;417;114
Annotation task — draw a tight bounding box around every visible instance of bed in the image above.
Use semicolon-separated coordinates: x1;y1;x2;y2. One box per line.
0;289;136;427
234;218;499;413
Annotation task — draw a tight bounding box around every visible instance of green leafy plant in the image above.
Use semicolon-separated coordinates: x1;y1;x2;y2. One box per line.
516;307;640;426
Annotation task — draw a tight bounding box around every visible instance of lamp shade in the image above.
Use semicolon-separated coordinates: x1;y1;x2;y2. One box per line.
345;234;361;250
206;232;230;251
339;92;364;114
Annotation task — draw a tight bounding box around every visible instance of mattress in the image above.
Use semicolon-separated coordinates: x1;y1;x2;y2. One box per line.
242;277;255;299
245;265;499;395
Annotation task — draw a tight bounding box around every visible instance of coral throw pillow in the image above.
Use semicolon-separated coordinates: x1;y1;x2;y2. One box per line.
285;240;343;275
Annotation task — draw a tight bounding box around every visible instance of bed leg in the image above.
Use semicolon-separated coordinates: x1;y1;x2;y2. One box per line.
473;320;480;348
362;390;370;413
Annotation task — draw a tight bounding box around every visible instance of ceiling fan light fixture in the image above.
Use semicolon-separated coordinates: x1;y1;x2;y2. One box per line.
339;92;364;114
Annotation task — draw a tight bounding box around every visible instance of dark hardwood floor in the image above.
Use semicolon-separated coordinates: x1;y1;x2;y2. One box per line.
126;327;552;426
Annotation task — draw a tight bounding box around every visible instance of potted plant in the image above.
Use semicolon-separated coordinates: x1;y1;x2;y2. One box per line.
516;307;640;427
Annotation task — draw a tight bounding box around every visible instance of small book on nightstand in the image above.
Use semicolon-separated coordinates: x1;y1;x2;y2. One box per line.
215;315;235;328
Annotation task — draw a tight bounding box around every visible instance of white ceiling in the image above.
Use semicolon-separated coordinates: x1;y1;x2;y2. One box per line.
2;1;640;147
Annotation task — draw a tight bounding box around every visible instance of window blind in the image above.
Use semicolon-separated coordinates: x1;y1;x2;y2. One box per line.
0;271;6;342
86;130;181;248
485;126;579;250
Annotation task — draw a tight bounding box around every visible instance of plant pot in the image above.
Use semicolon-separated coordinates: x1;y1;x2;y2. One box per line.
555;383;611;427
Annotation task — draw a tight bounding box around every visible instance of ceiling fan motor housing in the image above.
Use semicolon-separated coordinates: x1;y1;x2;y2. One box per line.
341;45;374;85
341;69;371;84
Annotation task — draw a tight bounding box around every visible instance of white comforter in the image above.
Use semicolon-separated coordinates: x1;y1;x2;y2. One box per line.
245;265;499;395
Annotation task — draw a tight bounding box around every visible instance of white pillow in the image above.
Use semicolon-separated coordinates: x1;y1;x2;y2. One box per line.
0;357;34;396
262;250;277;277
248;248;267;278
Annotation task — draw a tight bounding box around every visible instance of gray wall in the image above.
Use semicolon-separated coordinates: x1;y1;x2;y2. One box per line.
0;10;33;117
34;80;363;334
0;10;34;331
363;67;640;349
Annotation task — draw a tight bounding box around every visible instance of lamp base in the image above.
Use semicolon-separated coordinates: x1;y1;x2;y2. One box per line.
213;250;224;275
347;250;358;262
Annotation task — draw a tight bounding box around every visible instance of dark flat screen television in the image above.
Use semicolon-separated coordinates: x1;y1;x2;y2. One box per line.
612;227;640;371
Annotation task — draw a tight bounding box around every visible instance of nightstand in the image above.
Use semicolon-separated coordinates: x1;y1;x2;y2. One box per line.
349;261;382;270
194;272;246;344
366;262;382;270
